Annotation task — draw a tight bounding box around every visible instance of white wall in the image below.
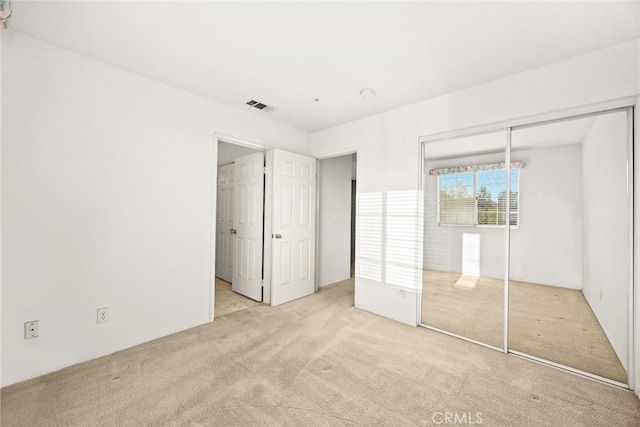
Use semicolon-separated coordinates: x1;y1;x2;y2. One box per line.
310;39;639;327
217;142;260;165
1;31;309;387
582;112;629;371
0;30;4;386
424;144;584;289
318;155;352;287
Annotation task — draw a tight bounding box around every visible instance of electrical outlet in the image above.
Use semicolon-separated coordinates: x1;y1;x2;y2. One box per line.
97;307;109;324
24;320;39;339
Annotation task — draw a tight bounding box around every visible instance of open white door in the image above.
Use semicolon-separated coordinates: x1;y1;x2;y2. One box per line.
271;149;316;306
215;163;234;283
232;151;265;301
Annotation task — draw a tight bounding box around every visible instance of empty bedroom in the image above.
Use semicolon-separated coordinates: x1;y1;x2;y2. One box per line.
2;1;640;426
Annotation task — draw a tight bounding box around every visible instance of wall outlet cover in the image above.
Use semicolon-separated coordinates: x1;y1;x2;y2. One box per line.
97;307;109;324
24;320;39;339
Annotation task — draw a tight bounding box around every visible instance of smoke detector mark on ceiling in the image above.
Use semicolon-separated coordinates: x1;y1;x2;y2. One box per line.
359;88;376;100
246;99;275;112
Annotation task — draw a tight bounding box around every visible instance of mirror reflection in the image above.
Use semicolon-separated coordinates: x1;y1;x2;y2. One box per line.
509;111;629;383
421;109;631;385
422;131;506;349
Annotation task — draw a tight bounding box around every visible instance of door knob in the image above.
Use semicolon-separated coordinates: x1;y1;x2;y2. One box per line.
273;233;282;239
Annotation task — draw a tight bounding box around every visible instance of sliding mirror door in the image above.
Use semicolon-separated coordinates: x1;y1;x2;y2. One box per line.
422;131;507;349
508;110;630;384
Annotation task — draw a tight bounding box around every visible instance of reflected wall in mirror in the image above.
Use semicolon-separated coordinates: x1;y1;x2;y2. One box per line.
422;131;506;349
508;110;629;383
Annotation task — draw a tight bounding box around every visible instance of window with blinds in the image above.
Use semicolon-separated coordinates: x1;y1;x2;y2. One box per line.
438;173;475;226
438;169;519;226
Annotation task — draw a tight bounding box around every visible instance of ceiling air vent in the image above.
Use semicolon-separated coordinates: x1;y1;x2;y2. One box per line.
246;99;275;113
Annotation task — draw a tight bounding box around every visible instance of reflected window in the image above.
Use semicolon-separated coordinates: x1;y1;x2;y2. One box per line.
437;167;519;227
477;169;519;226
438;173;475;225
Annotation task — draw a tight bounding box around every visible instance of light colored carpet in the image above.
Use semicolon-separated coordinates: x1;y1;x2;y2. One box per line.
2;277;640;426
422;270;627;383
215;278;261;318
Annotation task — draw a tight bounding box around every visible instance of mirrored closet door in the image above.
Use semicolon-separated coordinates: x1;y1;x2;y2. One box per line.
422;130;507;350
421;107;633;387
508;110;630;384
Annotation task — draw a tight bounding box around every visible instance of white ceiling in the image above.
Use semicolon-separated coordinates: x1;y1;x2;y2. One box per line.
10;1;639;133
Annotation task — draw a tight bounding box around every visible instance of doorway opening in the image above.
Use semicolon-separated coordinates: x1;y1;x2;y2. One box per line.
317;153;357;303
211;135;319;319
214;140;265;318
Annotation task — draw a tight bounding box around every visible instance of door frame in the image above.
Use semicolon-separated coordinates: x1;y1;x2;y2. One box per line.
210;133;269;321
417;96;637;391
315;149;359;296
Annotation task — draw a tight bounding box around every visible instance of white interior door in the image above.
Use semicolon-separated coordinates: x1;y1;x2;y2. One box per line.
232;151;265;301
271;149;316;306
215;163;234;283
